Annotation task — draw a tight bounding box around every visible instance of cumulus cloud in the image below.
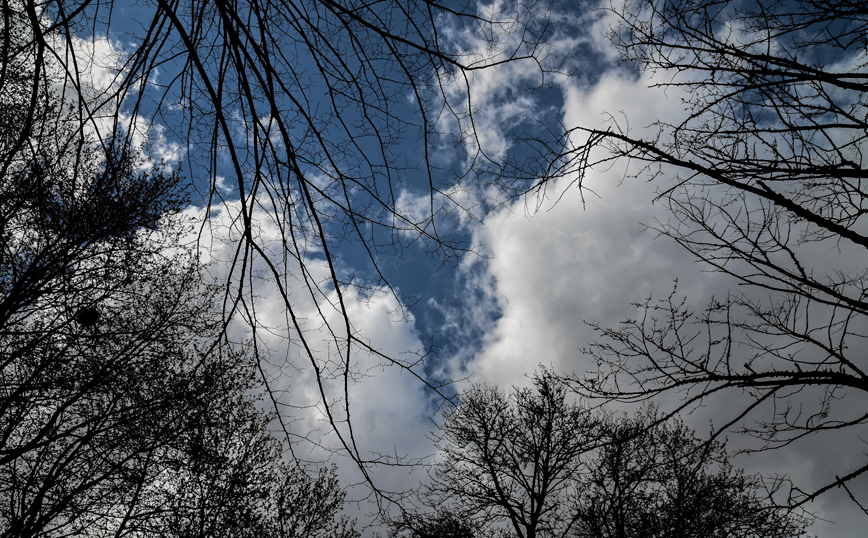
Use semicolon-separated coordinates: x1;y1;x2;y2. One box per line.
446;62;697;381
181;199;437;523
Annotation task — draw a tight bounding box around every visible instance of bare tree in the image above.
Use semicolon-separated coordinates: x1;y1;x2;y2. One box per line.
425;370;597;538
541;0;868;510
0;25;358;536
0;117;255;535
154;394;360;538
574;406;808;538
417;373;806;538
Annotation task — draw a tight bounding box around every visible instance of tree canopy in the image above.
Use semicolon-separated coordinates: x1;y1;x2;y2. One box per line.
403;373;807;538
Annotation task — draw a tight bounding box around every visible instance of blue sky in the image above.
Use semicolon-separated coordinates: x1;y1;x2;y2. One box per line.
52;0;868;534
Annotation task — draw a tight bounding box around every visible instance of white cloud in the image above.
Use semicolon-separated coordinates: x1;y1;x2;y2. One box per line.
215;175;233;194
181;199;437;525
447;63;698;383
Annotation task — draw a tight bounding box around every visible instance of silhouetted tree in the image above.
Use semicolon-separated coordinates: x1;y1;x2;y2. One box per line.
545;0;868;510
425;370;597;538
419;372;807;538
0;21;356;536
388;509;495;538
574;406;808;538
155;396;359;538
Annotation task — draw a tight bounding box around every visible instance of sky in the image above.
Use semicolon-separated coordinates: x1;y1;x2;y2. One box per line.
57;0;868;535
